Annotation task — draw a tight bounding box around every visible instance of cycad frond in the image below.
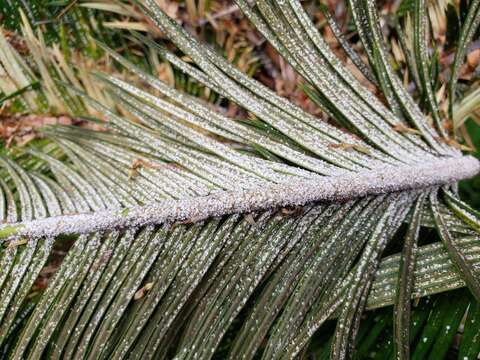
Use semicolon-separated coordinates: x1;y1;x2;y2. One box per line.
0;0;479;359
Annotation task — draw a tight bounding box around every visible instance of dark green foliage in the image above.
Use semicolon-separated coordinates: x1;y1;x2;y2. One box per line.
460;119;480;210
446;4;461;50
304;290;479;359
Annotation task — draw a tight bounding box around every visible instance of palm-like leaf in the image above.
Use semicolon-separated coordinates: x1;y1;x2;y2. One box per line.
0;0;480;359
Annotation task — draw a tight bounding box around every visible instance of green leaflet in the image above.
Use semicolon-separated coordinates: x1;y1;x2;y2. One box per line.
430;192;480;302
394;194;426;359
348;0;452;154
413;0;447;138
448;0;480;118
314;288;478;359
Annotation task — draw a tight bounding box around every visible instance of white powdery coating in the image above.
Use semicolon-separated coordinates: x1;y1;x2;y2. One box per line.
2;155;479;241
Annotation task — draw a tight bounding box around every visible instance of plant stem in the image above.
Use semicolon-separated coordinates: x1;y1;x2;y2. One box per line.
0;155;478;242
